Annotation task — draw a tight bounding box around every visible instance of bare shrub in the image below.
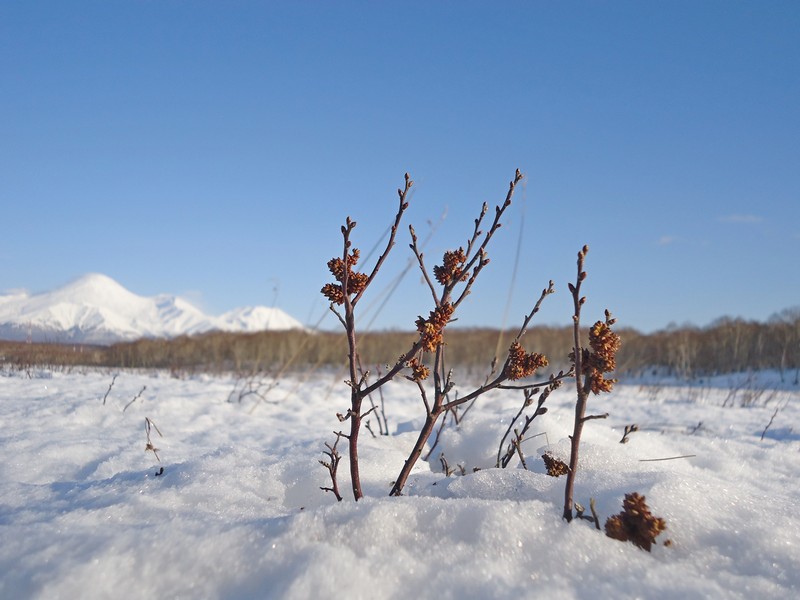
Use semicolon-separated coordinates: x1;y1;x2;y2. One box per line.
496;379;564;469
321;170;569;500
227;370;279;407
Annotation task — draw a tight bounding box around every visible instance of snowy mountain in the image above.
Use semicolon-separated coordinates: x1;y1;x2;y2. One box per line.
0;274;304;345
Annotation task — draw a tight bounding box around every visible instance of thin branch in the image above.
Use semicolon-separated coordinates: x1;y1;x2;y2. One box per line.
511;281;556;342
563;245;589;522
329;304;347;329
423;407;453;461
353;174;413;306
581;413;609;423
409;224;440;305
102;374;117;405
443;369;571;412
319;432;344;502
619;424;639;444
450;170;524;310
761;399;790;441
123;385;147;413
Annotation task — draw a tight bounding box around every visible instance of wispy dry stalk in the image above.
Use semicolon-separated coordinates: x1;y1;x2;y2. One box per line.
563;246;621;522
639;454;696;462
144;417;162;465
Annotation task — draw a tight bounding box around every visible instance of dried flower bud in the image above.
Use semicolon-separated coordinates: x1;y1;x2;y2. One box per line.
569;318;622;394
321;283;345;305
505;341;548;380
604;493;667;552
433;248;468;286
322;248;368;303
406;358;430;381
415;302;454;352
542;453;569;477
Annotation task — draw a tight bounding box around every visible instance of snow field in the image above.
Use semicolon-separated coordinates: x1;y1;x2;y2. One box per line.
0;369;798;598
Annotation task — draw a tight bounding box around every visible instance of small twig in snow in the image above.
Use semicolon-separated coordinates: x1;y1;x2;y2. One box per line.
102;374;118;405
761;399;790;441
123;385;147;412
144;417;163;463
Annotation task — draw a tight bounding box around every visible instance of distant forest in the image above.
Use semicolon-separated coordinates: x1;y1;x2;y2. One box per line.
2;308;799;383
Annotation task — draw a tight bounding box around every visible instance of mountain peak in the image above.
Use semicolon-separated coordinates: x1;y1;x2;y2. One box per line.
0;274;304;344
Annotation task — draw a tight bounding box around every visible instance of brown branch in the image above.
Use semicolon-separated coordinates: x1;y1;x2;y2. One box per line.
444;369;570;412
423;406;453;461
563;245;589;522
102;373;117;405
123;385;147;413
319;432;344;502
361;339;426;397
619;424;639;444
581;413;609;423
497;380;558;468
353;174;413;306
324;175;415;501
450;170;523;310
511;281;556;342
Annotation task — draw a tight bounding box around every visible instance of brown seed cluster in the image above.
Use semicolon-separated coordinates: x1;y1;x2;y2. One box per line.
415;302;454;352
570;318;622;394
587;320;621;394
321;248;369;305
433;248;468;286
406;357;430;381
542;452;569;477
505;341;548;380
604;493;667;552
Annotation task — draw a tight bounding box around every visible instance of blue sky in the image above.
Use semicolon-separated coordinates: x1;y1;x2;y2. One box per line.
2;1;798;333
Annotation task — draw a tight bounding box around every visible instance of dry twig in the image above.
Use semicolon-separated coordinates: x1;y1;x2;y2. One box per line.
563;247;621;522
123;385;147;413
102;374;117;405
319;432;344;502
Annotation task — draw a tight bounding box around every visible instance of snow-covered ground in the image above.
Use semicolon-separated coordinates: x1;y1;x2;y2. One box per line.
1;367;798;598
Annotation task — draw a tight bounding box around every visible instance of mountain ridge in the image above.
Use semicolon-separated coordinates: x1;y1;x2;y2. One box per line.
0;274;304;345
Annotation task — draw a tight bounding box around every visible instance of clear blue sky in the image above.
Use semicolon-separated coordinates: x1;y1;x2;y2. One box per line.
2;1;798;333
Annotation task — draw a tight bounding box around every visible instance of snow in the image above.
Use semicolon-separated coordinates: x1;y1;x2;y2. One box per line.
1;368;798;599
0;274;304;344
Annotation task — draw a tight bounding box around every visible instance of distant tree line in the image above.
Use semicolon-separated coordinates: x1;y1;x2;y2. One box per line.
2;307;798;383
